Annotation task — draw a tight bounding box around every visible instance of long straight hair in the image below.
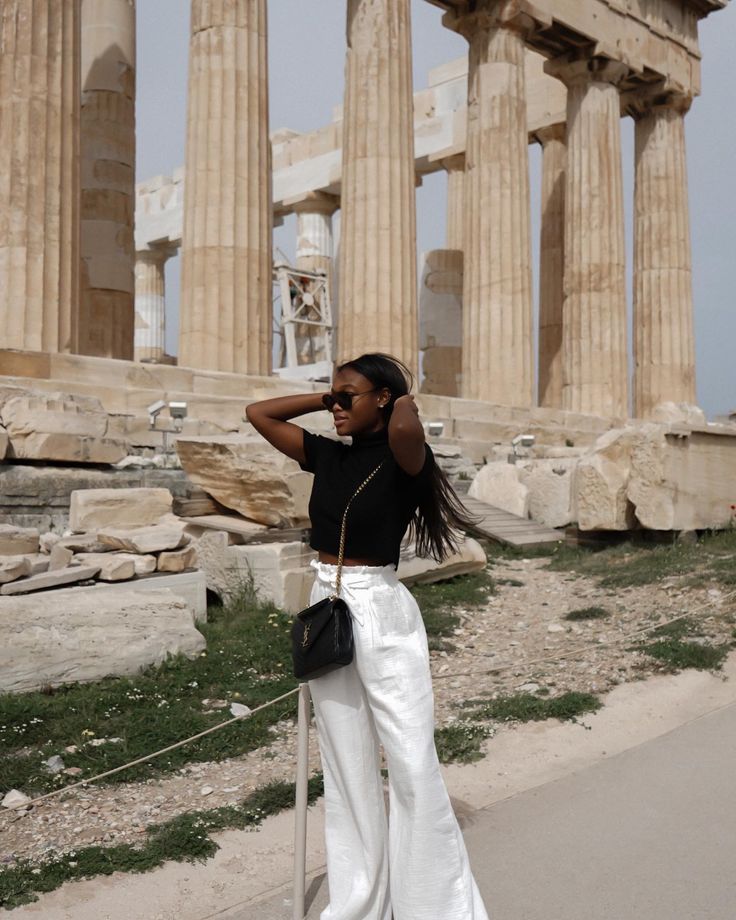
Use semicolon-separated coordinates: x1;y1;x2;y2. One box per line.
336;352;484;563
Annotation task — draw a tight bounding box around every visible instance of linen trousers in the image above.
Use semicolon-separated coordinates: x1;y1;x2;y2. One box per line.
307;559;490;920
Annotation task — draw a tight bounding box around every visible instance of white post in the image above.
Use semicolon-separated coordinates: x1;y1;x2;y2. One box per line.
293;682;311;920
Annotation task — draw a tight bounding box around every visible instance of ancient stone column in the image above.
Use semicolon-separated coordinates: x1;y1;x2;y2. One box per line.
337;0;418;376
632;95;696;417
0;1;80;353
535;124;566;409
441;154;465;252
293;192;339;283
445;2;534;407
545;55;629;418
78;0;136;360
134;247;171;362
179;0;271;374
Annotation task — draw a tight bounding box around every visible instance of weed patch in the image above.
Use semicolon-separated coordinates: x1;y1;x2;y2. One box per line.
435;723;493;765
459;690;602;724
564;606;611;621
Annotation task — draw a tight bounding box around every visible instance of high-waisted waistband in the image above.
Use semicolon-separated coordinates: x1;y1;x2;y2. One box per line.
310;558;398;588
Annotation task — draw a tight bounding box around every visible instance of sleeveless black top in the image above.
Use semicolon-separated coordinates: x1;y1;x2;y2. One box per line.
299;425;435;569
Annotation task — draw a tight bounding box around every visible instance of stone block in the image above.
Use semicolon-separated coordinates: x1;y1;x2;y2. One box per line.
0;524;40;556
157;545;198;573
0;425;7;459
69;487;173;532
48;544;74;571
75;551;157;576
0;587;205;694
93;570;208;623
71;552;136;581
98;522;189;554
468;463;529;518
518;459;577;529
574;428;639;531
0;565;101;595
0;556;32;585
176;436;311;526
397;534;487;586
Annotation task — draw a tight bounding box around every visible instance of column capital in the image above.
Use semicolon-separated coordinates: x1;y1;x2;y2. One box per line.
544;52;629;90
439;153;465;173
624;85;693;120
287;191;340;216
443;0;542;41
533;123;566;147
136;243;178;266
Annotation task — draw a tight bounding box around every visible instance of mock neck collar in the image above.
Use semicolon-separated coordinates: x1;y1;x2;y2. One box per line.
351;425;389;446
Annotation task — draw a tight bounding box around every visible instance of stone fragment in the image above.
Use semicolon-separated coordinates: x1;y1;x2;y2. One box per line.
74;551;157;576
1;790;31;810
98;523;189;554
230;702;252;718
71;553;135;582
44;756;66;774
0;388;127;464
0;556;32;585
518;459;576;528
574;428;639;531
69;488;173;533
0;425;7;459
48;544;74;571
40;532;61;554
0;565;101;596
468;463;529;518
0;586;206;693
0;524;40;556
650;401;706;427
398;534;487;586
176;436;310;526
157;545;197;573
57;533;113;554
25;554;51;576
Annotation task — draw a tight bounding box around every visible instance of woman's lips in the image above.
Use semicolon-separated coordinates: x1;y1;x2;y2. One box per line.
334;416;347;425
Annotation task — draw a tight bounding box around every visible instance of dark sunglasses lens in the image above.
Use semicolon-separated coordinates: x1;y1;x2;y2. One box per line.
322;392;353;411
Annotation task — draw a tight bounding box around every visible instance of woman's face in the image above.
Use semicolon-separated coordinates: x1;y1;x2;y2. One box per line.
328;368;390;437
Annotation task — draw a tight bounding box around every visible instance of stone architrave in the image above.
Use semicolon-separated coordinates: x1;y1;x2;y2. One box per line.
445;2;534;407
535;124;566;410
179;0;272;374
337;0;418;376
134;247;171;362
78;0;136;360
632;95;696;417
0;1;81;353
545;54;629;419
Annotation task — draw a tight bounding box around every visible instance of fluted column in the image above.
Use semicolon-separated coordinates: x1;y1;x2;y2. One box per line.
632;95;696;417
337;0;417;375
293;192;339;283
545;55;629;418
441;154;465;251
134;247;171;362
445;2;534;406
535;124;566;409
179;0;271;374
78;0;136;360
0;0;80;352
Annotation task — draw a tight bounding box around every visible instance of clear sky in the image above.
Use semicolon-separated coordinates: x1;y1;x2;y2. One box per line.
136;1;735;419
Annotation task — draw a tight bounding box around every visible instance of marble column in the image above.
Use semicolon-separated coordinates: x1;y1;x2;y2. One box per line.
337;0;418;376
78;0;136;360
441;154;465;252
632;95;696;417
545;55;629;418
535;124;566;409
134;247;172;362
179;0;272;374
293;192;339;283
0;0;80;353
445;2;534;407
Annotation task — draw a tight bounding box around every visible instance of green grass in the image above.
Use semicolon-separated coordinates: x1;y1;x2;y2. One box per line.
0;575;299;796
459;690;602;724
564;606;611;621
410;569;496;652
434;723;493;765
546;529;736;590
0;774;324;911
628;615;735;672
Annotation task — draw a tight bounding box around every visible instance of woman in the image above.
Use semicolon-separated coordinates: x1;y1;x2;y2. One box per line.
245;352;490;920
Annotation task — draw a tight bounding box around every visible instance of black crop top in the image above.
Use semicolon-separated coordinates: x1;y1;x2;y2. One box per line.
298;425;435;569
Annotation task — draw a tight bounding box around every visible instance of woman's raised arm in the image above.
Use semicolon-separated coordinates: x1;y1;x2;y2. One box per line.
244;392;326;463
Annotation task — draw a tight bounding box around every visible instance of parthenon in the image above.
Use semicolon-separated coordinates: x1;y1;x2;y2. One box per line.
0;0;729;420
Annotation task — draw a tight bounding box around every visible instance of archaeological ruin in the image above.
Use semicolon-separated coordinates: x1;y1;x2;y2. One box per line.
1;1;735;689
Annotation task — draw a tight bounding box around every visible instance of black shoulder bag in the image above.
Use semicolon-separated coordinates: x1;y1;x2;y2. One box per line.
291;460;385;680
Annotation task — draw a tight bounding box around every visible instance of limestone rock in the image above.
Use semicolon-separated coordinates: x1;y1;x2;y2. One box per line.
0;524;40;556
98;522;189;554
398;534;487;586
157;545;198;573
0;387;127;464
75;551;157;576
58;533;114;554
574;428;640;531
468;463;529;518
40;532;61;554
0;565;101;596
518;459;576;529
48;544;74;571
69;488;173;533
650;401;707;427
0;587;206;693
176;435;311;526
71;553;136;582
25;554;51;576
1;789;31;810
0;556;32;585
0;425;7;459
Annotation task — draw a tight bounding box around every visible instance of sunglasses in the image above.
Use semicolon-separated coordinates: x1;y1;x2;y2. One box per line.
322;387;383;411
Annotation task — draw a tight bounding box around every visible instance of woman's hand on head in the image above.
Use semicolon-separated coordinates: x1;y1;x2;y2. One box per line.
393;394;419;417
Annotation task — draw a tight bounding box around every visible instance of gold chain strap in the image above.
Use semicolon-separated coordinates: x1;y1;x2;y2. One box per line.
329;460;386;600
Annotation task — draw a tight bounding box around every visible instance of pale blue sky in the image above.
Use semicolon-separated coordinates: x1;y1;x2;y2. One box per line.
137;1;735;419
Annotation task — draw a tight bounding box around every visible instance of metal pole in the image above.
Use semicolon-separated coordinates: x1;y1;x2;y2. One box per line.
293;682;311;920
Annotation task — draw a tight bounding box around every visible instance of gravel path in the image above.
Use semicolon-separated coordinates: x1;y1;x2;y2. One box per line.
3;555;733;867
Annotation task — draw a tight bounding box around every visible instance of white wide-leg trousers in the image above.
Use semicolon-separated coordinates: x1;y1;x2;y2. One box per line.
307;559;490;920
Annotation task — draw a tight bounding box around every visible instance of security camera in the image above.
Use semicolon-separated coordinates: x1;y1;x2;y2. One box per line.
168;401;188;431
148;399;167;427
426;421;444;437
511;434;535;450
